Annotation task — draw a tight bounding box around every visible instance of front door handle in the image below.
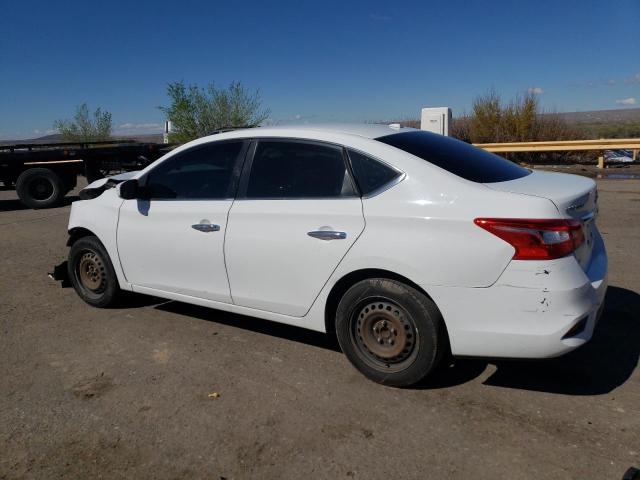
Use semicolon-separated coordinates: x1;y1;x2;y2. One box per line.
192;222;220;233
307;230;347;241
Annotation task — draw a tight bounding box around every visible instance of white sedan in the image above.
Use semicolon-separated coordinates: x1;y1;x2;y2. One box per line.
66;124;608;386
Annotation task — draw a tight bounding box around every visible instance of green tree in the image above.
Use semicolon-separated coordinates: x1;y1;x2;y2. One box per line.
160;81;270;143
54;103;112;141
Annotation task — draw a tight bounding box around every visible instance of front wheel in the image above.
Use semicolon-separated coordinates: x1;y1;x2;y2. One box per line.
335;278;447;387
68;236;121;308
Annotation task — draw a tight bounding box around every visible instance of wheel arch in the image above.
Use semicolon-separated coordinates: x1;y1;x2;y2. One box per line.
67;227;98;247
324;268;448;339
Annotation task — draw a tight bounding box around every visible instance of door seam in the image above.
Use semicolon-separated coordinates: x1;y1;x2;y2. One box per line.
223;200;236;304
301;197;367;317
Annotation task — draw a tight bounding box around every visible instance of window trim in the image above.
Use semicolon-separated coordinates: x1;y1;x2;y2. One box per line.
236;137;360;200
140;139;250;201
344;148;405;199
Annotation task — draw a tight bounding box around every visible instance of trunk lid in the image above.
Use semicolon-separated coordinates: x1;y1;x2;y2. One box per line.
484;170;598;270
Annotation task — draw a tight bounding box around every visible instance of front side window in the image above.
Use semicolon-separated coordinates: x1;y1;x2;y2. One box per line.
245;141;356;199
146;141;244;199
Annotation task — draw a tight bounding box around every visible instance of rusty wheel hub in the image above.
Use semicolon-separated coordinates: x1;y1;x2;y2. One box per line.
78;252;105;292
355;301;415;364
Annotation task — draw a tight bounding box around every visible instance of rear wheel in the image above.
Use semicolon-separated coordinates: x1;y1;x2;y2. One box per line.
16;168;65;209
68;236;120;308
335;278;446;387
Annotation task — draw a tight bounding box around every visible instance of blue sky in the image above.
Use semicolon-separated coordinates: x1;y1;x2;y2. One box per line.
1;0;639;140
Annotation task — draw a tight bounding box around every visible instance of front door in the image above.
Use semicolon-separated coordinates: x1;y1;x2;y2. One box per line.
117;140;247;303
225;139;365;316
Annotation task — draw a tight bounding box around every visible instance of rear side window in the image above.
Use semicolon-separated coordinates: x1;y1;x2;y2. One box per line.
245;141;356;198
146;142;243;199
348;150;401;196
376;131;530;183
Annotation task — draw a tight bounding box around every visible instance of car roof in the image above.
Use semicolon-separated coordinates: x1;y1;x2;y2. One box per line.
204;123;419;141
153;123;430;180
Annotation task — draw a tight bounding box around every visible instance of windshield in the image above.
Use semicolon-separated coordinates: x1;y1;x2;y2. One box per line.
376;131;530;183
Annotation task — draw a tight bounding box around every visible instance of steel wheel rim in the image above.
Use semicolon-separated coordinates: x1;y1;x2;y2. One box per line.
351;298;419;373
28;177;54;201
77;251;106;293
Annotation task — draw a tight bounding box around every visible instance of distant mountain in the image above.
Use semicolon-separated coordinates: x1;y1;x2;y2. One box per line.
447;108;640;124
0;133;164;146
552;108;640;124
3;108;639;146
0;133;64;145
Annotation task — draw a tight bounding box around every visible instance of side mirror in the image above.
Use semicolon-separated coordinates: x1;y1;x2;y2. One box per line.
119;179;139;199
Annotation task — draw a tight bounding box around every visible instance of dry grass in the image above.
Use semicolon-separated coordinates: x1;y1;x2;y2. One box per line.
392;91;599;164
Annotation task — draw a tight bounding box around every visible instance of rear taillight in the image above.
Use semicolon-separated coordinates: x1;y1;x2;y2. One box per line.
474;218;585;260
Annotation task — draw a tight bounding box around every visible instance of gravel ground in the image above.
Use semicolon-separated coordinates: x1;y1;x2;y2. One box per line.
0;177;638;479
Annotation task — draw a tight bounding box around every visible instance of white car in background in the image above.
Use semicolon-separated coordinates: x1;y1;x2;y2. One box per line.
604;149;634;162
66;124;608;387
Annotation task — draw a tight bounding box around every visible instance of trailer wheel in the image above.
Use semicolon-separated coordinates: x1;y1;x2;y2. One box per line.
16;168;66;209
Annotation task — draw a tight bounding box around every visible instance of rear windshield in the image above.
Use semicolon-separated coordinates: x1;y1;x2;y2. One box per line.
376;131;530;183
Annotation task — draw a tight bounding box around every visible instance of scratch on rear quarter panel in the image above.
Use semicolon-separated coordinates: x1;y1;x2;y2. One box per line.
499;284;538;290
539;295;550;312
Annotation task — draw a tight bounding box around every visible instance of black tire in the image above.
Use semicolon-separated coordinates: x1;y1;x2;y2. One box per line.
16;168;65;209
68;236;121;308
335;278;447;387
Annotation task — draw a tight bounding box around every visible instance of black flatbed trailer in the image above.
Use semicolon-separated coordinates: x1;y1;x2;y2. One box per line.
0;140;173;208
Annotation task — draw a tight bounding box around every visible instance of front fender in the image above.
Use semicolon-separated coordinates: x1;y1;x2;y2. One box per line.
67;189;131;290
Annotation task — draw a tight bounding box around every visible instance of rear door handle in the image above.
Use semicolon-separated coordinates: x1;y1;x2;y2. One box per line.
307;230;347;241
192;222;220;233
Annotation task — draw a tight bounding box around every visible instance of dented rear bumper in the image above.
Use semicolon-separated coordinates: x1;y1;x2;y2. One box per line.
425;229;608;358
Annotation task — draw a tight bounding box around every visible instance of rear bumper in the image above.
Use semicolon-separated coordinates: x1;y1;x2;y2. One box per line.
427;230;608;358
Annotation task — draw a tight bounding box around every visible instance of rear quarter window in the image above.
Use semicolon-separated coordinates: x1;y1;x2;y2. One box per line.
376;131;530;183
347;149;401;196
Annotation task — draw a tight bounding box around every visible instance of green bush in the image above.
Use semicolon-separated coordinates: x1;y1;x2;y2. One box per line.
453;91;594;164
54;103;112;142
160;81;270;143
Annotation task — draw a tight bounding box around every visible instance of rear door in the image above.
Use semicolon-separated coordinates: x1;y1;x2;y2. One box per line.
117;140;247;302
225;139;365;317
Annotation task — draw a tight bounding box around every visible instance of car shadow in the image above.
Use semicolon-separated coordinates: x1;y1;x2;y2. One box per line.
153;287;637;394
116;292;170;309
482;285;639;395
420;285;639;395
152;287;638;395
155;301;342;352
0;195;79;212
49;261;169;310
58;282;633;393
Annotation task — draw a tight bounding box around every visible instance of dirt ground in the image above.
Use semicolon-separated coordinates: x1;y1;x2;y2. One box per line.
0;176;638;479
